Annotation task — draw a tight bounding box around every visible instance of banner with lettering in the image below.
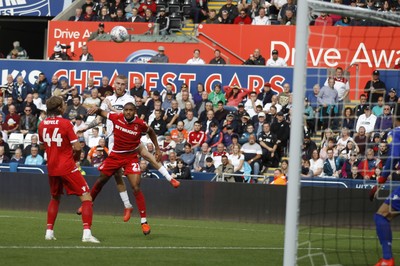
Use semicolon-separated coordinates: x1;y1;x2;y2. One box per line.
1;60;399;98
0;0;71;16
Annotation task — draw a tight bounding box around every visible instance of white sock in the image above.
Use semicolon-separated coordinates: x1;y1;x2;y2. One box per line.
83;229;92;238
45;229;54;236
158;166;172;181
119;191;133;208
141;217;147;224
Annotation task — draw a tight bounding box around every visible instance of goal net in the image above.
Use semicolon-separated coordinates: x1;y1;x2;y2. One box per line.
285;1;400;265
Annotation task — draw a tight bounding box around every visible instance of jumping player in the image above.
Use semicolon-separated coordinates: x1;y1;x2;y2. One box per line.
38;96;99;243
86;102;159;235
370;103;400;266
77;75;179;222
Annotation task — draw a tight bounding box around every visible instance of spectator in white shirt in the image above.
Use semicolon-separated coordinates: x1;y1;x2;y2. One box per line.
266;49;287;67
186;49;205;65
355;105;377;135
251;7;271;25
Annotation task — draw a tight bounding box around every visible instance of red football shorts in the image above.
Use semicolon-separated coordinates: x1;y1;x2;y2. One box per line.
49;169;90;196
98;152;140;176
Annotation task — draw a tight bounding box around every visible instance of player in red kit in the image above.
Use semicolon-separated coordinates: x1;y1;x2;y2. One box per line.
86;102;156;235
38;96;99;243
76;75;179;223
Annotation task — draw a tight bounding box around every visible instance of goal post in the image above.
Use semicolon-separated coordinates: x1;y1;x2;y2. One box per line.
283;0;309;265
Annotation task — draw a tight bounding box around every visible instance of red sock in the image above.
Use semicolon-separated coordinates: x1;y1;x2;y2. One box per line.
134;190;146;218
81;200;93;229
47;199;59;230
90;179;104;202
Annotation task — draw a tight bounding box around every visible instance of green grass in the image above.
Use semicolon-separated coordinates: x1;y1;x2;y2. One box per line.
0;209;395;265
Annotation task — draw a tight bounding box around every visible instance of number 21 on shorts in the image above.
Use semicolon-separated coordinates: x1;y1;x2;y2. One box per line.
131;162;140;172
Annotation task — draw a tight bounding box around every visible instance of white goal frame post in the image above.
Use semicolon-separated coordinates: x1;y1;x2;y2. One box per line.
283;1;400;265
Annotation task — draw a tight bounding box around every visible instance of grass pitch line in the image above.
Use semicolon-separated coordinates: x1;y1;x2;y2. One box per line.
0;246;283;250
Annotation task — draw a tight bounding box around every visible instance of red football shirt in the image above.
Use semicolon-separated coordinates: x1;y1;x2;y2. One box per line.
108;113;149;153
38;116;78;176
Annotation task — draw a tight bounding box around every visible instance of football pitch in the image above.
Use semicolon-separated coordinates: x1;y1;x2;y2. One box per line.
0;209;394;265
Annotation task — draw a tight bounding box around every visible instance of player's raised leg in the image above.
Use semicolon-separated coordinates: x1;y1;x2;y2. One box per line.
137;143;180;188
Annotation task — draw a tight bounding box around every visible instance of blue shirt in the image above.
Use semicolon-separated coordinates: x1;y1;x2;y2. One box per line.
24;154;44;165
382;126;400;179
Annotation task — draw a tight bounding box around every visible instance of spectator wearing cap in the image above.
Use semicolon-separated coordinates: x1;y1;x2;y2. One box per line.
254;111;266;136
317;77;339;130
49;45;71;61
219;9;233;24
364;70;387;106
224;84;250;110
233;9;252;24
355;105;377;135
69;7;83;21
266;50;287;67
244;48;266;65
218;0;239;22
161;83;175;109
244;91;263;118
206;122;223;152
251;104;265;125
146;90;161;111
385;88;398;110
221;111;239;132
257;82;276;106
375;104;393;133
238;114;252;136
88;23;106;41
208;83;226;109
235;102;251;121
187;49;205;65
209;49;226;65
302;132;318;160
149;46;169;63
271;111;290;156
155;8;170;36
251;7;270;25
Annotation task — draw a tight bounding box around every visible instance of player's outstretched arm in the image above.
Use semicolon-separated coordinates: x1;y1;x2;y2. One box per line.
87;107;108;119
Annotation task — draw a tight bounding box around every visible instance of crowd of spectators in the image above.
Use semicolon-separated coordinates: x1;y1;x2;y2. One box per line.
0;71;296;183
65;0;400;30
303;67;400;181
1;66;399;183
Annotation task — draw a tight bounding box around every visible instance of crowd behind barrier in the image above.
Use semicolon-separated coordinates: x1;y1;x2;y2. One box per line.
0;64;399;184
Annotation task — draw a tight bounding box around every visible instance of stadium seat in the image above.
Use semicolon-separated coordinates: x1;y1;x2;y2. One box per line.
182;0;191;18
269;14;280;25
24;133;38;148
156;0;167;13
8;133;24;150
169;13;182;33
168;0;181;14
